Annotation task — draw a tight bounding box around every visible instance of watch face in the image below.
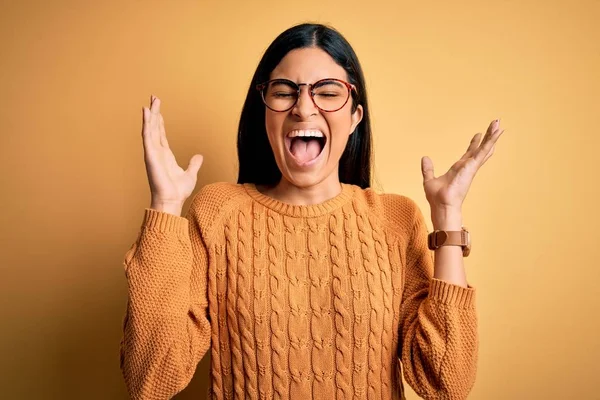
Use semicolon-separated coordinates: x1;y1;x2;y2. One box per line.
438;231;448;245
464;230;471;256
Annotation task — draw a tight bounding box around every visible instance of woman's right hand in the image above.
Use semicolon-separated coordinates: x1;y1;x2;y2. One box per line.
142;95;203;216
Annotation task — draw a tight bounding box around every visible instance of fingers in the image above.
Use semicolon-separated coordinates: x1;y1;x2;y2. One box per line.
141;107;155;150
159;114;169;148
421;156;435;183
142;95;163;148
473;119;504;164
149;96;161;141
186;154;204;178
480;143;496;167
461;132;483;160
142;107;150;134
469;133;482;151
150;95;161;114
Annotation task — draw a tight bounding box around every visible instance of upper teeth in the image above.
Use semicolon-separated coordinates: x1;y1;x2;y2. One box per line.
288;130;324;138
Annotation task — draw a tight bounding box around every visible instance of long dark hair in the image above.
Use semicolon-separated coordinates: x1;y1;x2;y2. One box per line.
236;23;373;189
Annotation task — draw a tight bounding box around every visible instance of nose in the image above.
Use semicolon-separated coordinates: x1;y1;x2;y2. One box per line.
292;85;318;119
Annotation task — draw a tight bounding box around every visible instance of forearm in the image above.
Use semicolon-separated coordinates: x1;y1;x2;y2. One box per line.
431;207;468;287
401;282;478;399
150;200;184;216
400;203;478;399
121;209;210;399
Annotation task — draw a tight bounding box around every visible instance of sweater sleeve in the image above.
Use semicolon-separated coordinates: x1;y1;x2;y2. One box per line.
119;207;211;400
398;201;478;400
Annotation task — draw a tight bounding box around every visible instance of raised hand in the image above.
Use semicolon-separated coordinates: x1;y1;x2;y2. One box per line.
142;95;204;216
421;119;505;211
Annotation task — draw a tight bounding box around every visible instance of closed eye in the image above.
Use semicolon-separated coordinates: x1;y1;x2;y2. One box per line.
273;93;296;98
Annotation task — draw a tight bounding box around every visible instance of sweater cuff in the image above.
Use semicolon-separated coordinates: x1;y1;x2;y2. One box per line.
429;278;476;308
142;208;189;235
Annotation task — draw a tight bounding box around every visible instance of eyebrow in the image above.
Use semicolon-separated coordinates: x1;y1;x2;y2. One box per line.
269;78;345;86
269;76;347;83
269;79;296;86
313;79;344;87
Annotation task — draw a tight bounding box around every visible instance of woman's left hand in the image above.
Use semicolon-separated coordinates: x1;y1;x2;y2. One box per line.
421;119;505;211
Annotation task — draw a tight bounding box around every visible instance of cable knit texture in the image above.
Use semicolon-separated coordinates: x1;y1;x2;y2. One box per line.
120;182;478;400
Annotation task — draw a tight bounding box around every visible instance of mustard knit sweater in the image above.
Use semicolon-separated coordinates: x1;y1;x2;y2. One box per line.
120;182;478;400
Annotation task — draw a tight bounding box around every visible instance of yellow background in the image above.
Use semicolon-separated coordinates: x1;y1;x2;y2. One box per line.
1;0;598;399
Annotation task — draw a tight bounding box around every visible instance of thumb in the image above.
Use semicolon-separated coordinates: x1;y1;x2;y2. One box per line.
186;154;204;177
421;156;435;183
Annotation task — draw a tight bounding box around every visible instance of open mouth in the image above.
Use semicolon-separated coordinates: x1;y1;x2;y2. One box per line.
285;130;327;165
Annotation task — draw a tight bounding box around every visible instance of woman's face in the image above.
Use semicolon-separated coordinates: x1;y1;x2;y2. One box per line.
264;47;363;190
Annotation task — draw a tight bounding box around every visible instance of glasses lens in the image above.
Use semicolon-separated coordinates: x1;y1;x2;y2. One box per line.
263;80;297;111
261;79;351;112
312;80;350;112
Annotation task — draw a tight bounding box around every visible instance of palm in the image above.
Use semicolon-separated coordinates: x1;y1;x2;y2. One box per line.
145;144;195;202
421;120;505;209
142;96;203;205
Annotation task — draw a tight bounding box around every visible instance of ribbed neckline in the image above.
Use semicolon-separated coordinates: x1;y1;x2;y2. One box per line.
242;183;356;218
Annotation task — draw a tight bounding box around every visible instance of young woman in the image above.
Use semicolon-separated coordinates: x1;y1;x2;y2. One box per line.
120;23;504;400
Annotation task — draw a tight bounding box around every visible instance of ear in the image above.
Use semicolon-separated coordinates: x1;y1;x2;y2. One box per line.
349;104;364;135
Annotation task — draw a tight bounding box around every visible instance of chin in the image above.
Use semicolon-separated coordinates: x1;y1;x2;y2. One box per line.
279;170;329;189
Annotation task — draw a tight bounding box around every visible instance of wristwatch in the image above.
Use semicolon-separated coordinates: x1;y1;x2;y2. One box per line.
427;226;471;257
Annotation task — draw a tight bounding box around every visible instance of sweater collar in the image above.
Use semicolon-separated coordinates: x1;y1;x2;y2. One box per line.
242;183;356;218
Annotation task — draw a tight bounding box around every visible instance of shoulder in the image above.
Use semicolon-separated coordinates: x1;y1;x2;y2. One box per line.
187;182;251;240
190;181;248;209
353;186;426;238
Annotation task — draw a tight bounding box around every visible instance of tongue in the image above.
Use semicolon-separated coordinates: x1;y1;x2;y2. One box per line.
290;138;321;163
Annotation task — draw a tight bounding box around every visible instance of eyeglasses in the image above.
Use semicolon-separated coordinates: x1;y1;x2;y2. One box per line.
256;78;357;113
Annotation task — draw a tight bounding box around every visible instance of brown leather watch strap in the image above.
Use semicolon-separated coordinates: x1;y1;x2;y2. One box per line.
428;231;464;247
427;227;471;257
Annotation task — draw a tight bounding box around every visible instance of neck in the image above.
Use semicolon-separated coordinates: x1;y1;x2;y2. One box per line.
264;173;343;206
